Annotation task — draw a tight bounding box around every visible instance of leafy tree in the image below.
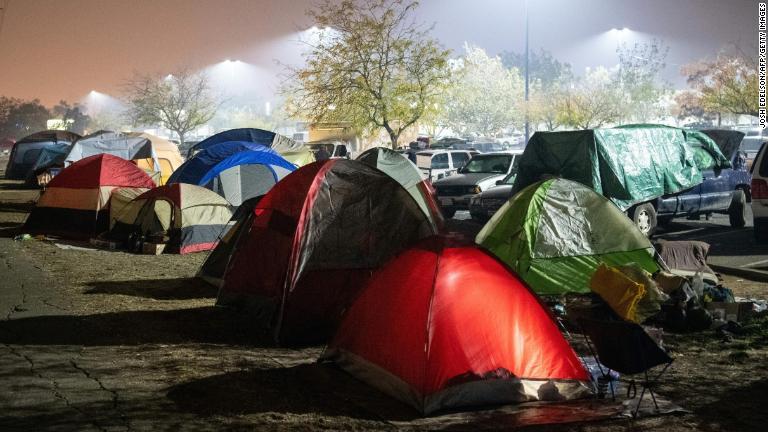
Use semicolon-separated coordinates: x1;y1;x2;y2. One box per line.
0;96;50;139
51;100;91;135
527;81;566;132
681;51;758;125
283;0;451;148
616;39;671;122
124;69;219;146
500;48;572;89
442;45;523;137
671;89;717;124
557;66;624;129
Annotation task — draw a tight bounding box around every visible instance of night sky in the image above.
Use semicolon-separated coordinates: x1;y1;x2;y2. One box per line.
0;0;757;106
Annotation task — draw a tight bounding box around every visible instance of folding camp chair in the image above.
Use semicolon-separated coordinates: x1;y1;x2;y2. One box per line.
578;317;673;417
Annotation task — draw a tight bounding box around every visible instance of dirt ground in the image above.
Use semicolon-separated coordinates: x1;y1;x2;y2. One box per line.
0;155;767;431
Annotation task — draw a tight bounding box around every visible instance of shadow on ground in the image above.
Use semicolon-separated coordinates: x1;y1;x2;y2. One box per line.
166;363;419;421
0;307;271;346
84;277;217;300
694;379;768;431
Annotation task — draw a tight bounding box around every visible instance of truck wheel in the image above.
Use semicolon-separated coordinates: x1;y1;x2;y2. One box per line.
728;189;747;228
630;203;657;237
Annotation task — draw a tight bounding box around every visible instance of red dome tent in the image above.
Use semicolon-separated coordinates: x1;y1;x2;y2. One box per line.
24;154;156;239
218;159;436;344
322;238;591;415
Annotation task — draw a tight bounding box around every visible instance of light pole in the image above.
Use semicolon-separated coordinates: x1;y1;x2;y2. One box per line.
524;0;529;145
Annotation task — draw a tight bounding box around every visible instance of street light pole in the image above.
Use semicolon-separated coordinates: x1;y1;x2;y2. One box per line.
524;0;529;145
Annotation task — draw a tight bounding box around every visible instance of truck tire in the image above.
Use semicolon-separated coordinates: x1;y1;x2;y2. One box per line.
630;203;657;237
728;189;747;228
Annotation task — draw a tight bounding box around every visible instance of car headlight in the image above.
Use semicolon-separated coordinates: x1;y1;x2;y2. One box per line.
472;185;482;194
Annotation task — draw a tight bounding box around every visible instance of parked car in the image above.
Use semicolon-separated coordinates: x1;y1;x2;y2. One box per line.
512;126;740;237
469;171;516;221
646;129;752;234
433;150;523;218
751;141;768;242
307;141;350;159
415;149;476;182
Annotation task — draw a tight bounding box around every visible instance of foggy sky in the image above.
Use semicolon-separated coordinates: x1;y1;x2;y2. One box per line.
0;0;757;106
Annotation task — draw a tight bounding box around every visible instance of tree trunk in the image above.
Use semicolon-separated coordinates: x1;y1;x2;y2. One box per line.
717;112;721;127
388;131;400;149
177;131;185;147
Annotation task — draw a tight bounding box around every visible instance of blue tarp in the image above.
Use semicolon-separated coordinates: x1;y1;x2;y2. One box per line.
168;141;296;186
29;144;70;178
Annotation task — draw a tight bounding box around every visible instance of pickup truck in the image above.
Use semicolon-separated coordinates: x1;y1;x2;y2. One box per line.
634;129;751;234
511;125;739;236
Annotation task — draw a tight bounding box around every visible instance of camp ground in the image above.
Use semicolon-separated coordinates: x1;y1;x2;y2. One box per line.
1;125;767;430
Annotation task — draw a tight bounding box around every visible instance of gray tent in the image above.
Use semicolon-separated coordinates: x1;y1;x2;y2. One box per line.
65;131;161;177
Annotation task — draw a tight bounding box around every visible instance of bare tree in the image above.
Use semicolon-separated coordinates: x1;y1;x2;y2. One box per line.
283;0;451;148
124;69;219;145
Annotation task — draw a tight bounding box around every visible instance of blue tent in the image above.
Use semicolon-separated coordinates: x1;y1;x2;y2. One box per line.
187;128;300;158
169;141;296;206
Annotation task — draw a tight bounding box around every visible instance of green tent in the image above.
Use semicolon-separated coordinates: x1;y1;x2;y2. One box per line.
476;178;659;295
512;125;731;210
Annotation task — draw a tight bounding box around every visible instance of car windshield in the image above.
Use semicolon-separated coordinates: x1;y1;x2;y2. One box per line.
461;154;512;174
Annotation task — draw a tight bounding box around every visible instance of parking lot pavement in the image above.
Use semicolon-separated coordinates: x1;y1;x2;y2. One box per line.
648;207;768;281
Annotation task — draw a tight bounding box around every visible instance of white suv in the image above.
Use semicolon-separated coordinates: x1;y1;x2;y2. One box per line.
415;149;477;182
751;141;768;242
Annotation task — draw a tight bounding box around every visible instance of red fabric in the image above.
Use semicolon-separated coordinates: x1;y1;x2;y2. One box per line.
222;161;330;302
417;180;445;231
180;241;218;255
49;154;155;189
329;238;589;397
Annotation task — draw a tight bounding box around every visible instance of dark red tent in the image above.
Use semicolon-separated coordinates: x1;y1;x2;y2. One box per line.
24;154;156;239
218;159;437;344
322;237;591;415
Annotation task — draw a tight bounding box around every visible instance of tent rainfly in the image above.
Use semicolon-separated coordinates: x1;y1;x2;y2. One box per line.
322;237;591;415
108;183;232;254
217;159;436;344
476;178;660;296
168;141;296;207
357;146;443;232
187;127;301;158
23;154;156;239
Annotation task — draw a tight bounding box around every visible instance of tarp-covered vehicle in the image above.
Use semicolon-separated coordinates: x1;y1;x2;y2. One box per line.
512;125;731;235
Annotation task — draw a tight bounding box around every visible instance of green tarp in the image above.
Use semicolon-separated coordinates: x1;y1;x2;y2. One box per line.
477;178;659;295
512;125;731;210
